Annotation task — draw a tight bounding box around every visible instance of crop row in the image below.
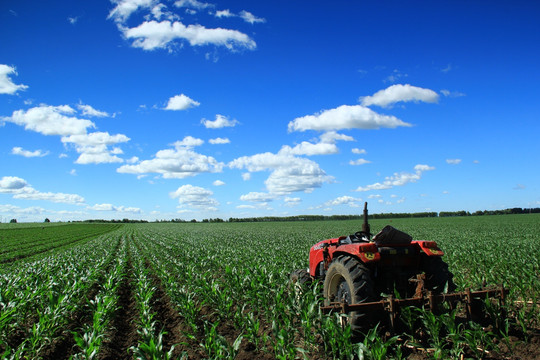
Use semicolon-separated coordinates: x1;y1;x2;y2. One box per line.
0;215;538;359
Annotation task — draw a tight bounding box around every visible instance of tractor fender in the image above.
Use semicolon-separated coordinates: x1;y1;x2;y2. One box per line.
413;240;444;256
333;243;381;264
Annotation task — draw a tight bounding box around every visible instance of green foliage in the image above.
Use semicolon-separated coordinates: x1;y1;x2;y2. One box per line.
0;214;538;358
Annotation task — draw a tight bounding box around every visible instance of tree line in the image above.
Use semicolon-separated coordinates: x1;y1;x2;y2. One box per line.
6;207;539;224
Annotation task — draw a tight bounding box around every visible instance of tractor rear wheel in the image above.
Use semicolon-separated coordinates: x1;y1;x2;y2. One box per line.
323;256;375;333
290;269;312;287
422;256;457;293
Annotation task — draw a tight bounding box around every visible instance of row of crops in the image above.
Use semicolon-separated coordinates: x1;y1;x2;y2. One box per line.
0;215;539;359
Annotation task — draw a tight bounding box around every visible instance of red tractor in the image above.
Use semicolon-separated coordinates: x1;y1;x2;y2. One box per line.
291;203;506;333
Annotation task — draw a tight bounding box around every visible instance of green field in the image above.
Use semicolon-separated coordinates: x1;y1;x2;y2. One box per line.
1;215;539;359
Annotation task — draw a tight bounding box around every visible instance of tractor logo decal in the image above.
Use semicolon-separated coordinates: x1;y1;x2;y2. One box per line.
364;252;375;260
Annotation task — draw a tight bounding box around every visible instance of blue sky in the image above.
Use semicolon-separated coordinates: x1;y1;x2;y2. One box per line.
1;0;539;222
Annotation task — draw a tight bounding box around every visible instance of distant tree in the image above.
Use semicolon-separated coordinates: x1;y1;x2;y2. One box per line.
10;219;17;223
44;218;51;223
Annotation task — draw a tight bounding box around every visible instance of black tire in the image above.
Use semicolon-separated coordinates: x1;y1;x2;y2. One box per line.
422;256;457;293
290;269;312;287
323;256;376;333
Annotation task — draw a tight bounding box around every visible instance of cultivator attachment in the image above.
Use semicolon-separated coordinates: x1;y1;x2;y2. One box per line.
321;275;508;332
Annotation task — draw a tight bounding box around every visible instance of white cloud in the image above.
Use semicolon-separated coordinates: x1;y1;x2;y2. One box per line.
89;203;115;211
283;197;301;206
279;131;353;156
239;10;265;24
164;93;200;110
117;136;223;178
68;16;79;24
89;203;142;213
201;114;239;129
0;64;28;95
355;164;435;192
170;184;219;210
171;135;204;147
213;180;225;186
446;159;462;165
383;69;408;84
325;195;362;207
240;192;275;203
0;176;85;204
349;158;370;166
62;132;130;165
241;172;251;181
230;152;333;195
174;0;212;10
288;105;411;132
213;8;265;24
215;9;233;18
62;132;130;147
13;190;85;204
441;89;466;98
77;103;110;117
3;105;95;136
108;0;157;23
352;148;366;155
209;137;230;144
0;176;28;191
279;142;338;156
123;20;256;51
11;147;49;158
360;84;439;108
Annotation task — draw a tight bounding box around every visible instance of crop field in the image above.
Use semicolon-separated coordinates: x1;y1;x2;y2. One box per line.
0;215;539;359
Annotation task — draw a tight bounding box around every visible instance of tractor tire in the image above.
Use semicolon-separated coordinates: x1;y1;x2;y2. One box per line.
323;256;376;333
422;256;457;293
290;269;312;287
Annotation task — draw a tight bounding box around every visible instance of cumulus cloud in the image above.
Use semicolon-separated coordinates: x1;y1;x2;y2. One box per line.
209;137;230;144
240;192;275;203
174;0;212;10
213;8;265;23
446;159;462;165
77;103;111;117
11;147;49;158
279;131;353;157
288;105;411;133
215;9;233;17
239;10;265;24
123;20;256;51
108;0;157;23
283;197;301;206
117;136;223;178
0;176;28;190
360;84;439;108
201;114;239;129
349;158;370;166
89;203;142;213
230;152;333;196
164;94;200;110
325;196;362;207
0;176;85;204
169;184;219;210
213;180;225;186
0;64;28;95
3;105;95;136
352;148;366;155
62;132;130;164
355;164;435;192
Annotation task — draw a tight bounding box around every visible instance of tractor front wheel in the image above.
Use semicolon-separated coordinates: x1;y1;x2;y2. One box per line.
323;256;375;333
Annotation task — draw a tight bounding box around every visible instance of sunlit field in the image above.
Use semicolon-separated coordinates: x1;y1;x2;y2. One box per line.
1;215;539;359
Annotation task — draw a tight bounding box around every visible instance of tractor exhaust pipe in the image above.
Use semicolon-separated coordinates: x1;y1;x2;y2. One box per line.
362;202;370;239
